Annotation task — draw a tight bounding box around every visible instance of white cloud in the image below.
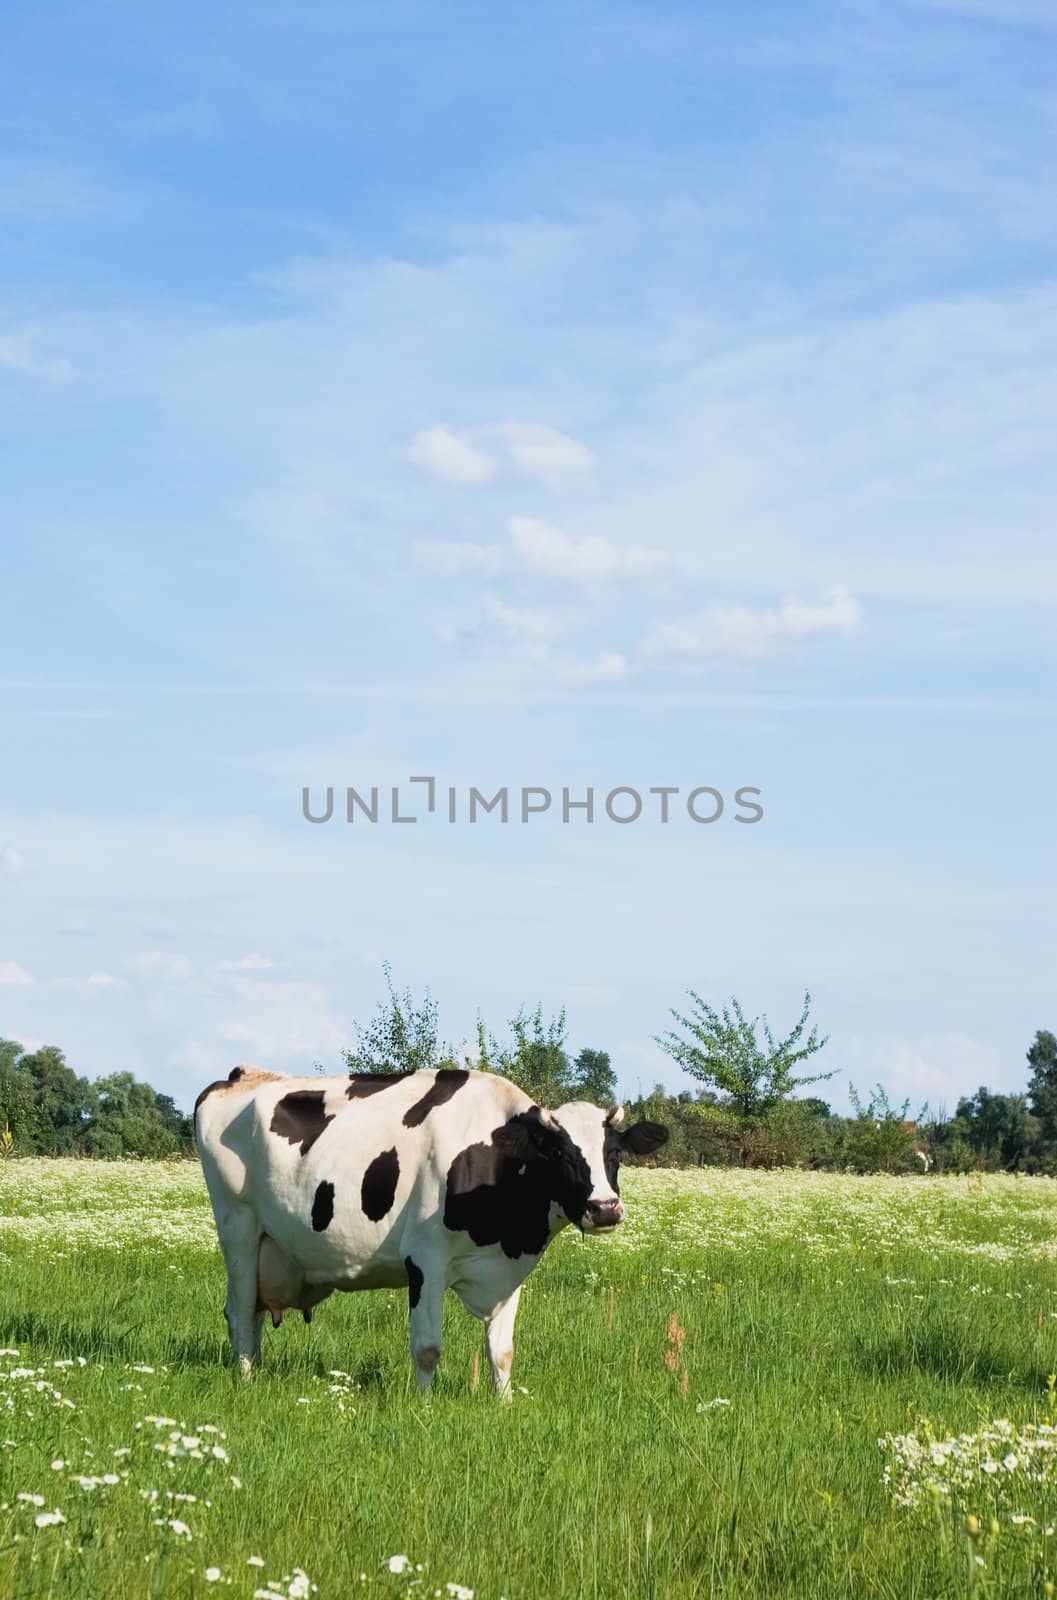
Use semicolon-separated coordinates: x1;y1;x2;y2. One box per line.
405;419;591;489
170;1039;231;1080
508;516;669;581
498;421;593;484
127;951;193;981
645;587;863;660
0;845;22;875
846;1033;1002;1117
214;977;346;1061
0;962;34;986
52;970;128;995
216;953;276;973
0;333;72;381
482;595;559;657
418;517;669;584
405;425;496;486
557;650;632;683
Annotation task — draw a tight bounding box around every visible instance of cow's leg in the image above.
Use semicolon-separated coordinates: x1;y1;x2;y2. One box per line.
484;1285;522;1402
217;1205;264;1379
405;1252;444;1393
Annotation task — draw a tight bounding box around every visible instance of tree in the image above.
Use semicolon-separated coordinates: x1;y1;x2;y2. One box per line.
476;1006;576;1106
344;964;451;1076
946;1086;1039;1171
0;1039;38;1152
570;1048;617;1105
1027;1030;1057;1146
655;990;833;1119
20;1045;96;1154
84;1072;191;1158
843;1083;918;1173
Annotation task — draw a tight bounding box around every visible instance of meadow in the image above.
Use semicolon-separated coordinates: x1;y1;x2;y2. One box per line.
3;1162;1057;1599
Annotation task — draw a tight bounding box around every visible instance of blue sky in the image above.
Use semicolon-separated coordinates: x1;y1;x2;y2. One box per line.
1;0;1054;1114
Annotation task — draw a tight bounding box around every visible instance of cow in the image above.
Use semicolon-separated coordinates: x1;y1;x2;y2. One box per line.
194;1064;668;1397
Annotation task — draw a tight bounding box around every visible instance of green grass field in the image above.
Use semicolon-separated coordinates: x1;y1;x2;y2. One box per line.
3;1161;1057;1599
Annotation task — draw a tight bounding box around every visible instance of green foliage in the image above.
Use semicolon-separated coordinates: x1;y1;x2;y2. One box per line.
475;1005;575;1105
85;1072;190;1159
1027;1029;1057;1147
343;964;452;1076
842;1084;919;1173
345;973;616;1109
0;1039;190;1158
923;1086;1042;1174
655;989;833;1118
571;1047;617;1105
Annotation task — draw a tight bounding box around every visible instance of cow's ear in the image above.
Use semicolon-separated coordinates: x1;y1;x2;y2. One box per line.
604;1104;625;1127
621;1120;669;1156
493;1107;559;1161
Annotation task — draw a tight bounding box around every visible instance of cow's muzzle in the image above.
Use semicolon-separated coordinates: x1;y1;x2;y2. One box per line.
585;1198;624;1230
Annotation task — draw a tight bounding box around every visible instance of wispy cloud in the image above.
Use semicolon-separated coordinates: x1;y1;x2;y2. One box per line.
481;595;559;658
51;971;128;995
126;951;193;981
416;515;669;584
499;422;593;484
216;953;276;973
213;976;346;1061
405;425;496;486
644;588;864;661
0;962;34;987
555;650;632;683
0;333;72;382
404;420;592;487
508;517;668;581
846;1032;1002;1116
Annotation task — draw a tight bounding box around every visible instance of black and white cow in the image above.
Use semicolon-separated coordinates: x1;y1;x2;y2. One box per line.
194;1064;668;1397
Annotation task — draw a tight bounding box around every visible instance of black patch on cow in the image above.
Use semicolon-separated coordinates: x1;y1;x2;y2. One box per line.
346;1073;408;1100
623;1120;670;1156
269;1090;334;1156
604;1120;670;1189
405;1256;424;1310
443;1110;593;1259
361;1147;400;1221
603;1128;623;1192
311;1179;335;1232
403;1068;470;1128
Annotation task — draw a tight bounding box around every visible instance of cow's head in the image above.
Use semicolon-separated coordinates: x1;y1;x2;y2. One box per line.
555;1101;669;1231
495;1101;669;1233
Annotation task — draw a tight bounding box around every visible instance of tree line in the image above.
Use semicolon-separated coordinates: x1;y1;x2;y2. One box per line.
346;973;1057;1176
0;1039;192;1158
3;969;1053;1172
